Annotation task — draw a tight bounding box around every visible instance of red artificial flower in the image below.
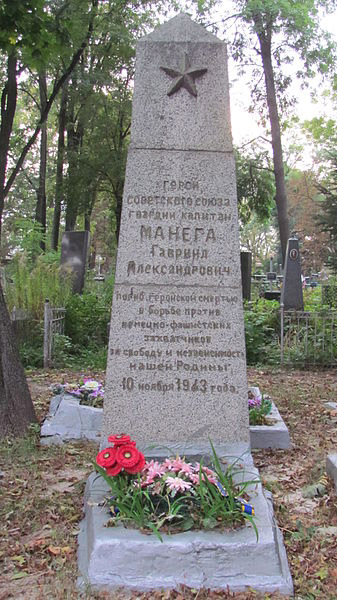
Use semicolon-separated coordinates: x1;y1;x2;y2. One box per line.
124;452;146;474
106;463;123;476
96;447;117;468
108;433;135;446
116;444;141;468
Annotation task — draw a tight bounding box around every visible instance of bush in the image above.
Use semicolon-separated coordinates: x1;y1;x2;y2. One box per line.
244;299;280;365
18;323;43;369
64;283;113;347
5;254;72;320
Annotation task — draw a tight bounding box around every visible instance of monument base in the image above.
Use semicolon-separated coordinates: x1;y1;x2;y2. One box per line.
78;467;293;595
40;395;290;450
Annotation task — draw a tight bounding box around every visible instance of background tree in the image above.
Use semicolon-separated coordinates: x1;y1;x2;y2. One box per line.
221;0;337;263
0;0;99;436
235;143;275;225
287;169;329;274
316;152;337;275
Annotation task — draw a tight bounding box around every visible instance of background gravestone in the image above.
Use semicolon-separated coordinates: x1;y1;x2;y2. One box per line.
102;13;249;457
60;231;90;294
280;236;304;310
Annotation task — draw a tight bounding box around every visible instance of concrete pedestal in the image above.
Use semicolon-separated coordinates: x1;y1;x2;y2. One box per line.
78;469;293;595
41;395;291;450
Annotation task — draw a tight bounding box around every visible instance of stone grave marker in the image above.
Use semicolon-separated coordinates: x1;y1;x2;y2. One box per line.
60;231;90;294
280;236;304;310
78;16;293;595
102;13;249;458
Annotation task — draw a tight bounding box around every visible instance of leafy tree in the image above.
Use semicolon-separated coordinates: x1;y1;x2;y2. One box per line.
235;144;275;224
240;213;278;272
287;169;329;273
316;152;337;274
222;0;337;263
0;0;99;436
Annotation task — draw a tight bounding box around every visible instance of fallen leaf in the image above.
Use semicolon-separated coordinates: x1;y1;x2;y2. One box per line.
47;545;61;556
47;545;73;556
10;572;29;580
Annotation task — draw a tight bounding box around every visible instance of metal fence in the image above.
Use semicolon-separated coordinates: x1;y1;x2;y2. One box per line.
280;306;337;367
43;299;66;368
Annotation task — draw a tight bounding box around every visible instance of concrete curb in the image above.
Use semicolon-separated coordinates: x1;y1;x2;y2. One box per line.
326;454;337;491
250;401;291;450
77;468;293;595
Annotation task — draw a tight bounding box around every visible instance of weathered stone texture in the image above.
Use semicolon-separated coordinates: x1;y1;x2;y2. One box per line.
102;13;248;455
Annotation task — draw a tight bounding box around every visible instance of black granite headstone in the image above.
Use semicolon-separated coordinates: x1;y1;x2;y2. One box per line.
240;251;252;301
280;237;304;310
60;231;90;294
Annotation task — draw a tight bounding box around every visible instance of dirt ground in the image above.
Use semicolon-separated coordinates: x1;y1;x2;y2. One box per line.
0;367;336;599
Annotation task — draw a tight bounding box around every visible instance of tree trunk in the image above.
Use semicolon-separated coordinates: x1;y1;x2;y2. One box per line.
35;71;48;251
253;17;290;264
51;83;68;250
65;95;84;230
0;52;17;246
0;281;37;437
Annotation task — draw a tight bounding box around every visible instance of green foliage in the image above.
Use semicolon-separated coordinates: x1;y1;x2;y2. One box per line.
49;274;114;370
64;277;113;348
249;395;273;425
0;0;55;64
244;299;280;365
94;442;258;540
17;322;43;369
8;218;45;264
282;309;337;367
5;254;72;320
52;339;107;371
235;147;275;224
316;152;337;275
320;279;337;308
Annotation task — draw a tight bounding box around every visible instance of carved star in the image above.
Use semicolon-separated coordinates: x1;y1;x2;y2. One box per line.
160;53;207;97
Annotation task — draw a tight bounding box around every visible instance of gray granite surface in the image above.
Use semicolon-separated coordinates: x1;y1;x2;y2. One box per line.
102;13;248;455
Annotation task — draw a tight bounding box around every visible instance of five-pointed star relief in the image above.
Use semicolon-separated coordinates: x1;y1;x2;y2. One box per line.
160;53;207;97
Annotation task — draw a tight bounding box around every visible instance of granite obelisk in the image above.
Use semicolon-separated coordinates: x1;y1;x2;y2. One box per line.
102;13;249;456
78;17;293;596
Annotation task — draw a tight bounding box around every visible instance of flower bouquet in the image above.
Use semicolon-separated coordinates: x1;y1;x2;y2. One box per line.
52;379;104;407
95;434;258;541
248;389;272;426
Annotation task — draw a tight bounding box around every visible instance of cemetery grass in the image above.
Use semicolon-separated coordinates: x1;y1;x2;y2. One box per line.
0;369;336;599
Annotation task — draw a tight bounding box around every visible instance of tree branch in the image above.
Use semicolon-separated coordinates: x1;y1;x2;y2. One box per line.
3;0;99;200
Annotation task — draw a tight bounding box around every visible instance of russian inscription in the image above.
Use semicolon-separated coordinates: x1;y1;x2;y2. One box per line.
102;14;249;452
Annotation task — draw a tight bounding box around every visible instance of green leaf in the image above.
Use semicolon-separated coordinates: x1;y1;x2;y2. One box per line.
202;516;218;529
182;517;194;531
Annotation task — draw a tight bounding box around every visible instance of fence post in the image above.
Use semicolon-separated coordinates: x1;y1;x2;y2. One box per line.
280;302;284;366
43;299;51;368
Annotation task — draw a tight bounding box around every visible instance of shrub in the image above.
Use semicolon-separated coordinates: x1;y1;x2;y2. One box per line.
244;299;280;365
5;254;72;320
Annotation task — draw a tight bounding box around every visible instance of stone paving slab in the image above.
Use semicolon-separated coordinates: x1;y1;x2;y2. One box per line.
77;469;293;595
